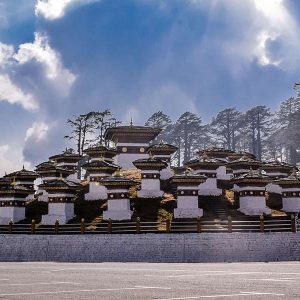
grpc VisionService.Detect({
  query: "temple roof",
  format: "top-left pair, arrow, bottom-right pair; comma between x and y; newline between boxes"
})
274,170 -> 300,186
133,157 -> 168,170
82,159 -> 119,171
262,160 -> 295,171
83,145 -> 117,158
4,166 -> 39,179
228,151 -> 256,161
171,168 -> 207,185
100,172 -> 136,187
39,178 -> 82,191
231,168 -> 271,184
197,147 -> 235,157
35,161 -> 73,175
49,148 -> 82,162
147,143 -> 178,155
0,182 -> 32,195
227,155 -> 262,167
104,125 -> 161,143
185,153 -> 224,168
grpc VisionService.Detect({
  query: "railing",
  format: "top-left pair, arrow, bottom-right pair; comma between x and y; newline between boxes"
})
0,215 -> 298,235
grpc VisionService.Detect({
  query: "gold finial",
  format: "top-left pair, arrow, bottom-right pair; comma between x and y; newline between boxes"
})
114,168 -> 121,177
149,151 -> 154,159
130,118 -> 133,126
11,177 -> 16,186
22,164 -> 25,170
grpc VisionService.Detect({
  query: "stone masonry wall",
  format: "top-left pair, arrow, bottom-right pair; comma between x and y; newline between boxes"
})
0,233 -> 299,262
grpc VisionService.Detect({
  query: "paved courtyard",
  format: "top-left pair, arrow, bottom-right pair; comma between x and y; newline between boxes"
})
0,262 -> 299,299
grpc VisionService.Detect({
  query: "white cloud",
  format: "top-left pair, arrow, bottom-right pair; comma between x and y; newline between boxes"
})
0,144 -> 31,177
0,74 -> 39,111
35,0 -> 100,20
14,32 -> 76,96
0,43 -> 14,66
25,121 -> 50,142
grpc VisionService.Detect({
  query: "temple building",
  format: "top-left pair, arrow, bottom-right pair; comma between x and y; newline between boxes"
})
227,155 -> 262,177
185,154 -> 225,196
83,145 -> 117,163
133,156 -> 167,198
262,160 -> 294,179
147,143 -> 177,180
197,147 -> 235,162
82,158 -> 119,200
49,148 -> 82,181
274,170 -> 300,213
0,182 -> 32,224
35,161 -> 74,202
40,178 -> 82,224
4,166 -> 39,191
100,172 -> 136,220
171,170 -> 207,218
104,123 -> 161,169
232,169 -> 271,216
263,160 -> 295,194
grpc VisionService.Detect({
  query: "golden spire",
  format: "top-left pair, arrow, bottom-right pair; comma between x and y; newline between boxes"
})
130,118 -> 133,126
114,168 -> 121,177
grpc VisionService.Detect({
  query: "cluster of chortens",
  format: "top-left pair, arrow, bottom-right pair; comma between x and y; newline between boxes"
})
0,122 -> 299,225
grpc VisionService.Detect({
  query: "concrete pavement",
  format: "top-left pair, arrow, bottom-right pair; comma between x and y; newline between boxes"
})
0,262 -> 299,299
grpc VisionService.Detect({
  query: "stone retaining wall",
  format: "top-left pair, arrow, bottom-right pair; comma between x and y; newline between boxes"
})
0,233 -> 299,262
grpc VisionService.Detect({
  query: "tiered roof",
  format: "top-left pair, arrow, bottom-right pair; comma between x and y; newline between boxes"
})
100,172 -> 136,189
133,157 -> 167,170
274,170 -> 300,187
262,160 -> 295,173
147,143 -> 178,155
231,169 -> 271,185
82,159 -> 119,173
185,153 -> 224,169
35,161 -> 73,178
4,166 -> 39,180
49,148 -> 82,163
171,169 -> 207,185
39,178 -> 82,193
104,125 -> 161,143
227,155 -> 262,169
83,145 -> 117,160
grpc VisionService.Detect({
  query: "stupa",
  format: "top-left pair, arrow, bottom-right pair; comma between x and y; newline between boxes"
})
147,143 -> 177,180
171,169 -> 207,218
133,156 -> 167,198
100,171 -> 136,220
231,168 -> 271,216
104,121 -> 161,169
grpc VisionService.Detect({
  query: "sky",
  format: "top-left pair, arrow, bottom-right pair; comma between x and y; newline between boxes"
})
0,0 -> 300,175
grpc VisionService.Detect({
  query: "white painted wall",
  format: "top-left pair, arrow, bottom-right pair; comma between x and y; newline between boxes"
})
0,206 -> 25,225
198,178 -> 222,196
85,183 -> 107,201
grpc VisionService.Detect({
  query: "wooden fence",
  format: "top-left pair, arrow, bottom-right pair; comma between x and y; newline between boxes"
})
0,215 -> 298,235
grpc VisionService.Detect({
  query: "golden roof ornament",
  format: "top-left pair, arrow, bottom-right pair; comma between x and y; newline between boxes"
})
130,118 -> 133,126
114,168 -> 122,177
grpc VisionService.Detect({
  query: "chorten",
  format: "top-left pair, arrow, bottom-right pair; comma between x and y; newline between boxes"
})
274,170 -> 300,213
133,156 -> 167,198
104,122 -> 161,169
227,155 -> 262,177
231,168 -> 271,216
82,158 -> 119,200
171,169 -> 207,218
197,147 -> 235,162
185,153 -> 224,196
83,145 -> 117,163
147,143 -> 177,180
40,178 -> 82,224
4,166 -> 39,191
49,148 -> 82,180
100,171 -> 136,220
0,182 -> 32,224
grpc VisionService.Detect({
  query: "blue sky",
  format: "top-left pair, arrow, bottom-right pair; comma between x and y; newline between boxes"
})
0,0 -> 300,174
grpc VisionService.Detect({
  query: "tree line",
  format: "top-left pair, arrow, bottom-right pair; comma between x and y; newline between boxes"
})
65,83 -> 300,166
